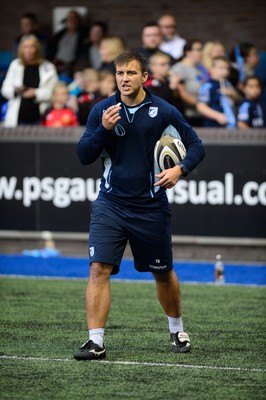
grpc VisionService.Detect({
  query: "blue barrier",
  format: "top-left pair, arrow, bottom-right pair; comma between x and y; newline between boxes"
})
0,254 -> 265,286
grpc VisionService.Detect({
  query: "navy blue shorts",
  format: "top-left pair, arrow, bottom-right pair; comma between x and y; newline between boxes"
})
88,199 -> 173,275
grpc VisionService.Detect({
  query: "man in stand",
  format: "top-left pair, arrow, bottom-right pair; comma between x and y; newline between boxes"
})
158,14 -> 186,61
74,51 -> 205,361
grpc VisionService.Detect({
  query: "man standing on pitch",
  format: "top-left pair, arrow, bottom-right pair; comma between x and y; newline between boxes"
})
74,51 -> 205,360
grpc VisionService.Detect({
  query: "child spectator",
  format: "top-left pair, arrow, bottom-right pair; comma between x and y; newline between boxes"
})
77,68 -> 100,125
98,69 -> 116,97
237,76 -> 265,128
145,51 -> 184,114
77,69 -> 116,125
197,56 -> 239,127
42,82 -> 78,127
68,67 -> 86,97
65,66 -> 86,113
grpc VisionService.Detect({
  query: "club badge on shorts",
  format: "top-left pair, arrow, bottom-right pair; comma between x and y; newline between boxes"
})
89,247 -> 95,257
148,107 -> 158,118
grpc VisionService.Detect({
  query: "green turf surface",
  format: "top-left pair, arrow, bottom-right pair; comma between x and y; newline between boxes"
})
0,277 -> 265,399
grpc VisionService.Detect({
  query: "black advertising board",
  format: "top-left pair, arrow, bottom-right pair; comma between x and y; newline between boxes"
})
0,140 -> 265,237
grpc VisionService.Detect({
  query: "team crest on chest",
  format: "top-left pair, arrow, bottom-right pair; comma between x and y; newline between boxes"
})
148,107 -> 158,118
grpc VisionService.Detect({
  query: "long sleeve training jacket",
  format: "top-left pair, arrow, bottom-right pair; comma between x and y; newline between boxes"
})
77,89 -> 205,210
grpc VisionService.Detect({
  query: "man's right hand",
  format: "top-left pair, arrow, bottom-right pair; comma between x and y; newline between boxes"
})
102,104 -> 121,130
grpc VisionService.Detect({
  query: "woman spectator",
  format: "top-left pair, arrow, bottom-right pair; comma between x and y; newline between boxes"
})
1,35 -> 58,127
201,40 -> 226,74
98,36 -> 127,74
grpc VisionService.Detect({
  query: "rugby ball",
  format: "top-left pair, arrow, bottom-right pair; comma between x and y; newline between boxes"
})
154,135 -> 186,171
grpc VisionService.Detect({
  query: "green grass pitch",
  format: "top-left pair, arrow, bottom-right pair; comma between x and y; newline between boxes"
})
0,277 -> 265,399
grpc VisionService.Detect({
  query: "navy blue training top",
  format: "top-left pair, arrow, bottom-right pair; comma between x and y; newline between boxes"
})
77,88 -> 205,210
197,79 -> 236,127
237,99 -> 265,128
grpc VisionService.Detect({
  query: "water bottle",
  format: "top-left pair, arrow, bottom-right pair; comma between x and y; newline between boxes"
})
22,231 -> 60,258
41,230 -> 61,257
41,230 -> 55,249
215,254 -> 225,284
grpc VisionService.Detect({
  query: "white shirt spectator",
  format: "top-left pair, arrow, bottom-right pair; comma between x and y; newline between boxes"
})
158,14 -> 186,60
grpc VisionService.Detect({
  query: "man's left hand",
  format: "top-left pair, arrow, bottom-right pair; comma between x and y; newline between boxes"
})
154,165 -> 182,189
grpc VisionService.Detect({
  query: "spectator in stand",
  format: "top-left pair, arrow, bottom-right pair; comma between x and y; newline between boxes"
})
68,66 -> 86,97
14,12 -> 48,57
158,14 -> 186,61
136,21 -> 175,68
77,69 -> 116,125
145,51 -> 184,114
98,36 -> 127,75
229,42 -> 260,90
82,68 -> 101,94
197,56 -> 239,127
41,81 -> 78,127
78,21 -> 109,70
255,51 -> 266,109
201,40 -> 226,75
98,69 -> 116,97
77,68 -> 100,125
171,39 -> 208,126
237,76 -> 265,128
48,10 -> 87,79
1,35 -> 58,127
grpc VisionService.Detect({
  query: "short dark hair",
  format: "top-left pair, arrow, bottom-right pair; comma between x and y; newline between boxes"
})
90,21 -> 108,35
183,39 -> 202,55
243,75 -> 262,88
114,51 -> 148,73
142,21 -> 160,30
21,12 -> 38,23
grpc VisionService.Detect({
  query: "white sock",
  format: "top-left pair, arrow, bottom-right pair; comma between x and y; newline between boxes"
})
168,316 -> 184,333
89,328 -> 105,347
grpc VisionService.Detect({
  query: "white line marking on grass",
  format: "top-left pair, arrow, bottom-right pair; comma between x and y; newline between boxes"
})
0,355 -> 265,373
99,360 -> 266,372
0,355 -> 70,362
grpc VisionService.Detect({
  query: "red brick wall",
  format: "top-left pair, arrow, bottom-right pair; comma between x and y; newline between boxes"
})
0,0 -> 265,52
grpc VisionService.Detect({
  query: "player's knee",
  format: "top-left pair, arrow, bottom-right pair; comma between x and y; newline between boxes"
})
153,269 -> 177,284
90,262 -> 113,281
